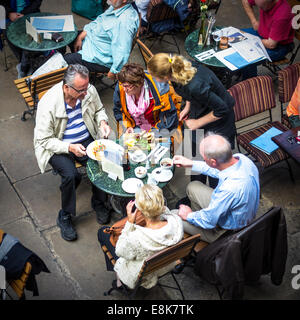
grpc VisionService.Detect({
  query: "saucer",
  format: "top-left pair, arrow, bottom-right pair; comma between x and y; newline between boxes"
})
122,178 -> 144,193
151,168 -> 173,182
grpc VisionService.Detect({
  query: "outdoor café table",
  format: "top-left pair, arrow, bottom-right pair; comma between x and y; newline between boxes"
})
86,144 -> 174,217
185,28 -> 235,88
272,126 -> 300,164
184,28 -> 265,88
6,12 -> 78,52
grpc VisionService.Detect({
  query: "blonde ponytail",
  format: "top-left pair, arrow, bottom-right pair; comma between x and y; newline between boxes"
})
147,53 -> 196,85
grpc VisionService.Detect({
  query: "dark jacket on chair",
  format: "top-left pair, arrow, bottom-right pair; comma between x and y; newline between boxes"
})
0,231 -> 50,296
194,207 -> 288,299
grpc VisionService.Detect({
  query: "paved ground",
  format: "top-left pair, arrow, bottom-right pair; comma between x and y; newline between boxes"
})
0,0 -> 299,301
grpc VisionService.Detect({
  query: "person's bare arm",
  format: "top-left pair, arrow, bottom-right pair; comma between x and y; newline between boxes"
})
242,0 -> 259,31
74,31 -> 87,52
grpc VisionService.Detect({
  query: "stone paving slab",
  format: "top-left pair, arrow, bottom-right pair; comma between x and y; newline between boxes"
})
0,117 -> 39,183
15,170 -> 95,230
45,213 -> 115,300
0,171 -> 27,226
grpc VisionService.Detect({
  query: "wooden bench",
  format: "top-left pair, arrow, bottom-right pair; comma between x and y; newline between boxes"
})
14,67 -> 67,121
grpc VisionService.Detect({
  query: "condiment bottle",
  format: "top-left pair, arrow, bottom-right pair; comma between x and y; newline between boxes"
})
123,146 -> 130,171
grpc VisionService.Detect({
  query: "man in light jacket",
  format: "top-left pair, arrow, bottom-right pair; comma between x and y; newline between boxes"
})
34,64 -> 111,241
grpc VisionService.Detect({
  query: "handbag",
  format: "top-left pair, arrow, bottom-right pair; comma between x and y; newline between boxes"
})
103,211 -> 146,247
71,0 -> 103,21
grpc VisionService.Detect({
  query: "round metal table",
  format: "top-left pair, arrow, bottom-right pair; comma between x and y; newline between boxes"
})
184,28 -> 239,88
6,12 -> 78,52
86,156 -> 174,216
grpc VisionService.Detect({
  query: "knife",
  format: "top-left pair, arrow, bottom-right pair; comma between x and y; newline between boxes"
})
147,143 -> 161,159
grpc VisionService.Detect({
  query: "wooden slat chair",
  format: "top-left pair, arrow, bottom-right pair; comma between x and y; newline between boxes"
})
14,67 -> 67,121
228,75 -> 294,181
103,234 -> 200,300
6,262 -> 32,300
277,62 -> 300,129
0,229 -> 32,300
136,38 -> 154,66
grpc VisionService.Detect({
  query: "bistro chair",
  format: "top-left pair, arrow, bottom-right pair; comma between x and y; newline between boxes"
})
139,0 -> 205,53
14,66 -> 67,121
228,75 -> 294,181
103,234 -> 200,300
277,62 -> 300,129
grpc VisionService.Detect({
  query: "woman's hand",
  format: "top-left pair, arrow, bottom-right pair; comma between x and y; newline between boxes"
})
126,200 -> 137,224
179,101 -> 191,121
184,119 -> 200,130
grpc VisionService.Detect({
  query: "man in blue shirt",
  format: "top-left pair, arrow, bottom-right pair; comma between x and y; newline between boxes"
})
173,133 -> 260,243
64,0 -> 139,80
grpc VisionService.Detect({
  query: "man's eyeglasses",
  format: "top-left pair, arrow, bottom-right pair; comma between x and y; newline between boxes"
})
69,83 -> 91,94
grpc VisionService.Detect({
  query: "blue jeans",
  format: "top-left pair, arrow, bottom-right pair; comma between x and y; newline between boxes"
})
241,28 -> 294,80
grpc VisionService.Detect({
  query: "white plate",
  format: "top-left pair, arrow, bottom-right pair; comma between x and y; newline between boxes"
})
151,168 -> 173,182
122,178 -> 144,194
129,150 -> 147,163
86,139 -> 124,161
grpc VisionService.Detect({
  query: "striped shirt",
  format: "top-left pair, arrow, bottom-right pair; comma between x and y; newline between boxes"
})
63,100 -> 90,143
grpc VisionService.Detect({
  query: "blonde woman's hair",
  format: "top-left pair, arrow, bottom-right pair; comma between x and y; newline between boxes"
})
135,184 -> 165,220
147,53 -> 197,85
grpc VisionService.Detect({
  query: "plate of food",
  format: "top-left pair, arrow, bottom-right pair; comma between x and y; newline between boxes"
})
123,131 -> 155,152
86,139 -> 123,161
151,167 -> 173,182
122,178 -> 144,194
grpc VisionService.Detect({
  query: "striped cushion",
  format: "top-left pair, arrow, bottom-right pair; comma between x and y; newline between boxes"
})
237,121 -> 289,168
228,76 -> 276,122
277,63 -> 300,103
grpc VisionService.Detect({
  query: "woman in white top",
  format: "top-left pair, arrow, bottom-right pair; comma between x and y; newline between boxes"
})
98,184 -> 183,290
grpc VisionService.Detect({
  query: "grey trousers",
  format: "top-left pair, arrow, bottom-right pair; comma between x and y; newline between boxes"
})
175,180 -> 226,243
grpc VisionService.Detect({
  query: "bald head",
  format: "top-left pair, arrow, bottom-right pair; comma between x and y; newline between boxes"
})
200,134 -> 232,165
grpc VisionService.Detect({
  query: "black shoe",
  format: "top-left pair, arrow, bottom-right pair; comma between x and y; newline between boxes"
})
172,262 -> 185,274
57,210 -> 77,241
175,196 -> 191,209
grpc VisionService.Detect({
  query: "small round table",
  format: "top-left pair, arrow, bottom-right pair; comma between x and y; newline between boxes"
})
185,28 -> 238,88
86,158 -> 174,216
6,12 -> 78,52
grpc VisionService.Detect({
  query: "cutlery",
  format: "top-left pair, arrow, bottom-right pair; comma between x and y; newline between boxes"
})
147,144 -> 161,159
154,146 -> 168,163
